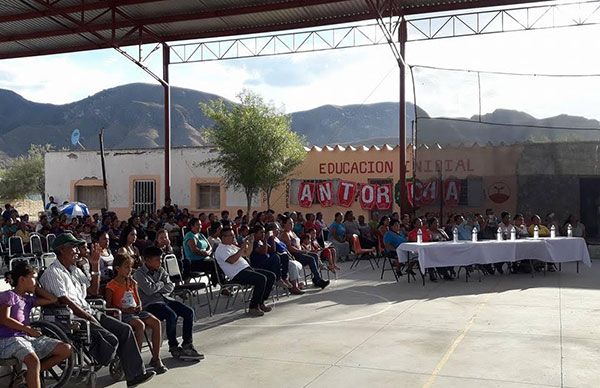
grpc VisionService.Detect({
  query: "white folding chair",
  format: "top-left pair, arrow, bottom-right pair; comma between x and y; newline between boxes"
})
41,253 -> 57,269
46,234 -> 56,252
163,254 -> 212,317
30,234 -> 44,257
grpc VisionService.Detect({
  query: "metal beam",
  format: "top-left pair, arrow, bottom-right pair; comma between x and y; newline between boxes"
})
406,0 -> 600,41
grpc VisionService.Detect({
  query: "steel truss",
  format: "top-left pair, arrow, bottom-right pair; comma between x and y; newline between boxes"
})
407,0 -> 600,41
162,0 -> 600,65
168,24 -> 388,64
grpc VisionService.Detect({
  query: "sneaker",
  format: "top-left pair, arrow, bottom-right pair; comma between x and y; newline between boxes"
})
181,343 -> 205,360
169,346 -> 184,359
127,371 -> 155,387
248,307 -> 264,317
259,304 -> 272,312
149,359 -> 168,375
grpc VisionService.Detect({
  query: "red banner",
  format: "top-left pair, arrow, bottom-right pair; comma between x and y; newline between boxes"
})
407,179 -> 439,207
337,180 -> 356,207
316,181 -> 334,207
376,184 -> 392,210
359,184 -> 376,210
298,182 -> 315,208
443,178 -> 461,206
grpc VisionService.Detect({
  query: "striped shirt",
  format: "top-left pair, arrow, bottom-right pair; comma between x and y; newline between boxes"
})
39,259 -> 93,313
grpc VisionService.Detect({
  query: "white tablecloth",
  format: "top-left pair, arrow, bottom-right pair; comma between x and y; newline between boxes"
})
396,237 -> 592,270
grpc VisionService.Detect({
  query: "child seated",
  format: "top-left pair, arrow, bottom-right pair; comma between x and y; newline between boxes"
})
105,254 -> 167,374
133,246 -> 203,361
0,262 -> 72,388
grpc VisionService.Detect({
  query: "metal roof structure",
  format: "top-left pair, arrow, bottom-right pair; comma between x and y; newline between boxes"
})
0,0 -> 542,60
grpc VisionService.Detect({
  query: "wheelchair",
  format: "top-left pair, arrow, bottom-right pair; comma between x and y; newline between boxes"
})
1,301 -> 125,388
40,300 -> 126,388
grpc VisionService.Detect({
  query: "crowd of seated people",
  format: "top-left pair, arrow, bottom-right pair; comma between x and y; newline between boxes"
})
376,208 -> 586,280
0,196 -> 591,387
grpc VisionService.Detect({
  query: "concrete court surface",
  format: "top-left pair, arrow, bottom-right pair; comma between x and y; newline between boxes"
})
5,258 -> 597,388
86,258 -> 598,388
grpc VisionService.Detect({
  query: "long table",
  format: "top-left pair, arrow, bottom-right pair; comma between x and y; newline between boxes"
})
396,237 -> 592,270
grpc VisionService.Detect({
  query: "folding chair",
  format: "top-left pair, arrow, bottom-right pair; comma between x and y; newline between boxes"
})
163,254 -> 212,317
30,234 -> 44,257
8,236 -> 25,258
41,252 -> 57,269
46,234 -> 56,251
180,233 -> 213,297
349,234 -> 378,270
212,258 -> 253,313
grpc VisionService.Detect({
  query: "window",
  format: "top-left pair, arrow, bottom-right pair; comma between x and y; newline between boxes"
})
75,186 -> 104,209
133,180 -> 156,215
197,184 -> 221,209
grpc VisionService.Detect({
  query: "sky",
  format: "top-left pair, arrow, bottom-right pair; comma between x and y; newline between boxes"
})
1,12 -> 600,120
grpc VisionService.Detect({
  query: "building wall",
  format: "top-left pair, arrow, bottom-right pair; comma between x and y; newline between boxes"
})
45,142 -> 599,225
45,147 -> 260,219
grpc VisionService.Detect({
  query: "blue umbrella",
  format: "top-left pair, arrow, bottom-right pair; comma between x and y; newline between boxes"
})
58,202 -> 90,219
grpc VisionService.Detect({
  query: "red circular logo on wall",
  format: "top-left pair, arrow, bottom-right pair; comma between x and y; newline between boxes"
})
488,181 -> 511,204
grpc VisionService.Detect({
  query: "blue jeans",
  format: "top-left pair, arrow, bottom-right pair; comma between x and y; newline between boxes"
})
145,300 -> 194,348
292,251 -> 322,282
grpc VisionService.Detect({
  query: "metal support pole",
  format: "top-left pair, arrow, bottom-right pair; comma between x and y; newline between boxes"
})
163,43 -> 171,203
98,128 -> 109,210
398,19 -> 407,214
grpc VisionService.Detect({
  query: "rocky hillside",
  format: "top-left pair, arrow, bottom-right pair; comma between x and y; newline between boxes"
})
0,83 -> 598,157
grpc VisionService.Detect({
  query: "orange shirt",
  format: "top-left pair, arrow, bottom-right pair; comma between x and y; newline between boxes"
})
106,278 -> 141,309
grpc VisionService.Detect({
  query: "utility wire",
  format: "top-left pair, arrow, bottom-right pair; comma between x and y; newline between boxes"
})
412,64 -> 600,78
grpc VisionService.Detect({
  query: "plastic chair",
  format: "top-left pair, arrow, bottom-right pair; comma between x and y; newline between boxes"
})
349,234 -> 378,270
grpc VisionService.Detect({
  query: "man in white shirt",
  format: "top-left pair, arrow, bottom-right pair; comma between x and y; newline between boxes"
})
39,233 -> 155,387
214,227 -> 275,317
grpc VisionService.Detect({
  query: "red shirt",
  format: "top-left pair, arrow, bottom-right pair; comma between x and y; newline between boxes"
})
408,228 -> 431,242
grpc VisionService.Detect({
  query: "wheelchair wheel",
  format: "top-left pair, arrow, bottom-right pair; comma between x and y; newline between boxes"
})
31,320 -> 74,388
109,356 -> 125,382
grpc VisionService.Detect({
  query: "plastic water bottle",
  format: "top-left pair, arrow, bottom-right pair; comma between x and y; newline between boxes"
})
453,226 -> 459,243
550,225 -> 556,238
533,225 -> 539,239
567,224 -> 573,237
417,228 -> 423,244
497,227 -> 503,241
471,228 -> 478,242
510,226 -> 516,241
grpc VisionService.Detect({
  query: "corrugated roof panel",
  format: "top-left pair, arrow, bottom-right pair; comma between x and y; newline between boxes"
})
0,0 -> 544,59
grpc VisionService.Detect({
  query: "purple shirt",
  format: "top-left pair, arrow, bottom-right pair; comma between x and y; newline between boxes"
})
0,290 -> 36,338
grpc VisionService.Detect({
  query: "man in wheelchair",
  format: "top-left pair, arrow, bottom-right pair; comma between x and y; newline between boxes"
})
39,233 -> 155,387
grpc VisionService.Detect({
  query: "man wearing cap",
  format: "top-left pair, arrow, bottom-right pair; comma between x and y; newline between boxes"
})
39,233 -> 155,387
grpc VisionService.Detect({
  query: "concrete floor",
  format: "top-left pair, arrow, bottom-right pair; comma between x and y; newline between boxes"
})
6,259 -> 600,388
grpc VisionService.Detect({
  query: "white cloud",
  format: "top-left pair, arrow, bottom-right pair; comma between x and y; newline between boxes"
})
1,22 -> 600,122
0,51 -> 150,104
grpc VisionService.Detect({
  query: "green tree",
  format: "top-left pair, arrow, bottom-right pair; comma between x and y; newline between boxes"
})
258,125 -> 305,210
0,144 -> 51,201
200,90 -> 306,215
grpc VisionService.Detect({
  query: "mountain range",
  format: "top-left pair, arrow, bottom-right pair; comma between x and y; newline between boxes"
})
0,83 -> 598,158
